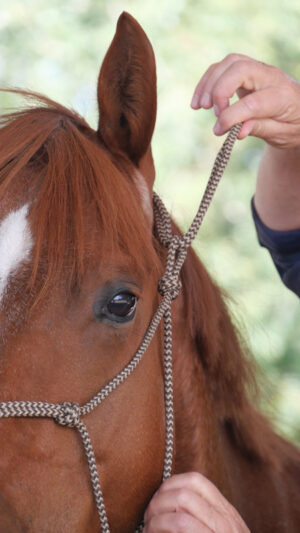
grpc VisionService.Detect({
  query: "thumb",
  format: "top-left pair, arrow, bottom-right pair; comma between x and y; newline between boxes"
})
239,118 -> 288,145
247,118 -> 300,148
238,119 -> 277,140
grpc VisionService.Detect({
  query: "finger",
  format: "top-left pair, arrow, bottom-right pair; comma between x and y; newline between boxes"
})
144,511 -> 213,533
213,86 -> 292,135
214,115 -> 300,147
211,59 -> 283,113
144,487 -> 236,532
152,473 -> 250,532
191,54 -> 254,110
154,473 -> 236,517
196,54 -> 256,113
191,63 -> 219,109
238,120 -> 255,139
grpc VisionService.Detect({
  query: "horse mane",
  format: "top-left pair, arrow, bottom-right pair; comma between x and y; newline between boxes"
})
179,233 -> 300,468
0,89 -> 159,308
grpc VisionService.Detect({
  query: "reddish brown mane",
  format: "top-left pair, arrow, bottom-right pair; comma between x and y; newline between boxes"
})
0,90 -> 160,307
179,240 -> 300,469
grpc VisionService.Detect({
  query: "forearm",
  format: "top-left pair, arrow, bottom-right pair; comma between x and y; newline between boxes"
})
255,144 -> 300,231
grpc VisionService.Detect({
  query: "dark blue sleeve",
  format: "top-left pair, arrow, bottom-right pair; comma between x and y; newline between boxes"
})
252,199 -> 300,297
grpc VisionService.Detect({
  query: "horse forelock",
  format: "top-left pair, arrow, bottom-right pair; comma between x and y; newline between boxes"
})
0,90 -> 160,317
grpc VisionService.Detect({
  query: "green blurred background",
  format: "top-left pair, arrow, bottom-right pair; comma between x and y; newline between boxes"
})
1,0 -> 299,443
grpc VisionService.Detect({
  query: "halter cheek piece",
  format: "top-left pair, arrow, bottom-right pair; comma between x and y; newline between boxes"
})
0,124 -> 241,533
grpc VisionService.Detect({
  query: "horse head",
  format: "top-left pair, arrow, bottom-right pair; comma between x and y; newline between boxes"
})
0,12 -> 167,533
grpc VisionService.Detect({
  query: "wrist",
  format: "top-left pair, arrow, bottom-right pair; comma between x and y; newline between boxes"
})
264,143 -> 300,166
263,143 -> 300,165
255,144 -> 300,231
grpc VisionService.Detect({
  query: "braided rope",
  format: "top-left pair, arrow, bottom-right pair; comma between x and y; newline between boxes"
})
162,306 -> 175,481
0,123 -> 241,532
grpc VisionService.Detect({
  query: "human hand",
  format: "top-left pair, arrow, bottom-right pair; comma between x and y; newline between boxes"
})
191,53 -> 300,149
143,472 -> 250,532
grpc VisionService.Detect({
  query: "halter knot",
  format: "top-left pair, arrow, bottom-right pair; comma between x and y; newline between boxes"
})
55,402 -> 81,428
158,275 -> 182,300
167,234 -> 186,253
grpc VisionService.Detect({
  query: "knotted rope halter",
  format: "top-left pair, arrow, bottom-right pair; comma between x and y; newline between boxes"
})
0,124 -> 241,532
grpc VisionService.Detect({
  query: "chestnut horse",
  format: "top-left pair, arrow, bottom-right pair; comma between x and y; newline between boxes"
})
0,11 -> 299,533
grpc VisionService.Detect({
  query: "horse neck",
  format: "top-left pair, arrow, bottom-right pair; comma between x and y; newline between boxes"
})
170,246 -> 300,532
171,244 -> 258,492
172,317 -> 229,486
171,240 -> 300,494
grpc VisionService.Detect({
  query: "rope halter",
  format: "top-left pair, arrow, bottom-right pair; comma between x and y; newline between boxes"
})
0,123 -> 242,532
54,402 -> 81,428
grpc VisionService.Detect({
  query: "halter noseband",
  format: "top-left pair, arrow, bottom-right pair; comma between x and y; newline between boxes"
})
0,124 -> 242,533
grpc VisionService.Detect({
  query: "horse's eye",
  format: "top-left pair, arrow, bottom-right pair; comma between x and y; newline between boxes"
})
93,291 -> 137,325
107,292 -> 137,319
93,288 -> 138,324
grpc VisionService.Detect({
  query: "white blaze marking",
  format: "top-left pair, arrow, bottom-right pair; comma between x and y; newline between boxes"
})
134,170 -> 153,224
0,204 -> 33,303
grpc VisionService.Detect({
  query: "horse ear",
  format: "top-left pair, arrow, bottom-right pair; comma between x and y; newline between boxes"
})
97,12 -> 157,168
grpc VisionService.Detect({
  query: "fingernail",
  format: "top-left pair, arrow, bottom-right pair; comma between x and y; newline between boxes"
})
200,92 -> 211,108
213,121 -> 222,135
213,104 -> 219,116
191,92 -> 199,108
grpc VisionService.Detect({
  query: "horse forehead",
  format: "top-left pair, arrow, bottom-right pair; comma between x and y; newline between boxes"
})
0,204 -> 33,304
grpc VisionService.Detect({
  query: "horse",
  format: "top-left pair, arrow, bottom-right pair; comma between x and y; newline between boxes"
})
0,11 -> 300,533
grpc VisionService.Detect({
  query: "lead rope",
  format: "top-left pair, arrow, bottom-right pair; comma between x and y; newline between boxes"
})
0,123 -> 242,532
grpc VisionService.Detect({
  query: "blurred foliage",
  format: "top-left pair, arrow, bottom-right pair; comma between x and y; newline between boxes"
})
0,0 -> 299,444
